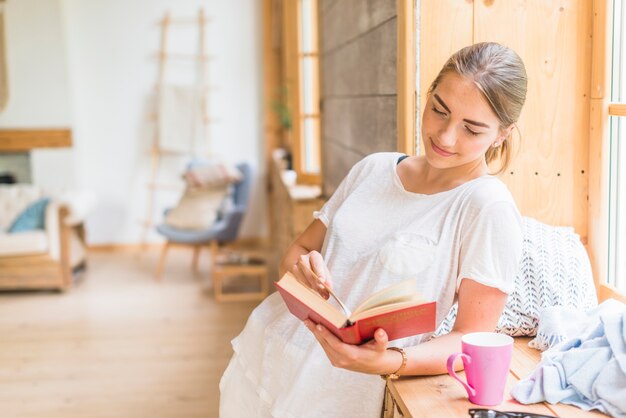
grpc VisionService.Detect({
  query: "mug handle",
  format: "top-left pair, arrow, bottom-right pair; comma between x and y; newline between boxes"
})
446,352 -> 476,397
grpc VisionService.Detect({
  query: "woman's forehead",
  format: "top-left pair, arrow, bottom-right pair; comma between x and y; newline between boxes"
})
432,72 -> 498,123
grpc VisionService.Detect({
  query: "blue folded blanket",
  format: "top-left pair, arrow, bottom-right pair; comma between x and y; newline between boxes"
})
511,300 -> 626,417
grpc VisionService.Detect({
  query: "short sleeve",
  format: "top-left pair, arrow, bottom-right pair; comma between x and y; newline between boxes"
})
313,157 -> 371,226
456,200 -> 523,294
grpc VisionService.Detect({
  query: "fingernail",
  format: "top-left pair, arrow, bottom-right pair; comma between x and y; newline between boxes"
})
316,324 -> 323,332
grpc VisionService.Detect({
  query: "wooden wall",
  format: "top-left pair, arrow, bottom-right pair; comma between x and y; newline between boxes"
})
420,1 -> 593,240
319,0 -> 398,195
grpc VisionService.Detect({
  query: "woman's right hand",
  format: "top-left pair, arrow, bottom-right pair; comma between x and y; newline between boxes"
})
290,251 -> 333,299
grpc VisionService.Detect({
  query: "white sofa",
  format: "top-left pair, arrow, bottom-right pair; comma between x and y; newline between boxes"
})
0,184 -> 90,290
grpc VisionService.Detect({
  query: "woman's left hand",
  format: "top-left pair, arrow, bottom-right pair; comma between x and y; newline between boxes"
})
303,320 -> 399,374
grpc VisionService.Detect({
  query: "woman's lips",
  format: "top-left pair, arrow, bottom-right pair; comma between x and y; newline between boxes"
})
430,139 -> 455,157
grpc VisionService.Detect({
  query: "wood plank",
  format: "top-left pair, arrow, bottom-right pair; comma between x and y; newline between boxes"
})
608,103 -> 626,117
388,371 -> 555,417
590,0 -> 610,100
0,250 -> 259,417
474,0 -> 592,238
509,338 -> 541,379
418,0 -> 473,155
598,282 -> 626,303
389,338 -> 608,417
588,98 -> 610,289
0,129 -> 72,151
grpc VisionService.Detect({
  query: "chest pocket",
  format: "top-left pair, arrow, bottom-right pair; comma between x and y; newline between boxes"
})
377,233 -> 438,276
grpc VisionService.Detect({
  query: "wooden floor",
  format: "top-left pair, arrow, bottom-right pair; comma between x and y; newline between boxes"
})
0,248 -> 260,417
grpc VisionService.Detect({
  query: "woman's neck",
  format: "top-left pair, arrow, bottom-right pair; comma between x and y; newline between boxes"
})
398,156 -> 489,195
421,157 -> 488,187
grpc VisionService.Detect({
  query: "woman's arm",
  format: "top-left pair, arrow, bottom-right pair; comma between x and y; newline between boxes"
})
304,278 -> 508,376
401,278 -> 508,375
279,219 -> 333,297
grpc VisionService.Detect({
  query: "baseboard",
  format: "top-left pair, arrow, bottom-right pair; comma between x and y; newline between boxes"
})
87,237 -> 270,253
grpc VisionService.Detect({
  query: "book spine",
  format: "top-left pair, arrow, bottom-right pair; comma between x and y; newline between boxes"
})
275,283 -> 350,341
356,302 -> 437,343
336,324 -> 363,345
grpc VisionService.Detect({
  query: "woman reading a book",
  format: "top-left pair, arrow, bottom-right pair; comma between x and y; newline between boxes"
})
221,42 -> 527,417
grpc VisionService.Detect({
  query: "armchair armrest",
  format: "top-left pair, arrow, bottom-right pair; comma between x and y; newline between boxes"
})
57,190 -> 97,226
45,201 -> 68,261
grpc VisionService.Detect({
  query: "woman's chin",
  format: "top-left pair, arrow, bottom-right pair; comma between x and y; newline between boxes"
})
424,151 -> 457,169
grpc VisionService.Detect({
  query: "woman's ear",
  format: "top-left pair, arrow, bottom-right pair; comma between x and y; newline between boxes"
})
497,124 -> 515,145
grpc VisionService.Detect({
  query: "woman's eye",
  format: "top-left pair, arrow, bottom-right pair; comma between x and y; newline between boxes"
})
432,106 -> 446,116
465,126 -> 480,136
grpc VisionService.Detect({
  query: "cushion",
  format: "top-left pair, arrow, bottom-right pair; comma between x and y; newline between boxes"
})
0,231 -> 48,256
8,197 -> 51,233
164,186 -> 229,230
433,217 -> 598,338
184,163 -> 242,189
0,184 -> 45,230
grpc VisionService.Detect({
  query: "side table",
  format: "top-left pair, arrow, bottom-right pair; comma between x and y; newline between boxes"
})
212,251 -> 269,302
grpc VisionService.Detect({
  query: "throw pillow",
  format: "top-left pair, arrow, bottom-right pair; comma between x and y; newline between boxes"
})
184,163 -> 242,189
433,216 -> 598,338
8,197 -> 51,233
164,186 -> 229,230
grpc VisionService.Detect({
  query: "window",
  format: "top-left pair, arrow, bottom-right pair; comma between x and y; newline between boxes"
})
281,0 -> 321,185
297,0 -> 321,181
605,0 -> 626,295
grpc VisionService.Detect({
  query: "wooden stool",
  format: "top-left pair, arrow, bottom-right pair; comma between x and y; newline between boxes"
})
212,251 -> 269,302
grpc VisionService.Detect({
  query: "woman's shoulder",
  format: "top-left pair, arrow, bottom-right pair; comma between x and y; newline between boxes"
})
358,152 -> 405,166
348,152 -> 404,176
463,176 -> 518,212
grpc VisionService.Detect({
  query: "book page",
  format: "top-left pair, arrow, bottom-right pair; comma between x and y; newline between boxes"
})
277,272 -> 348,328
349,298 -> 427,322
351,279 -> 424,317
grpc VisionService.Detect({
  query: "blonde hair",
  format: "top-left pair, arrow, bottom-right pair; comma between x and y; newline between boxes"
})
428,42 -> 528,174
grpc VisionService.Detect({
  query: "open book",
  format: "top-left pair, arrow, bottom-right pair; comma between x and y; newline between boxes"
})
275,272 -> 436,345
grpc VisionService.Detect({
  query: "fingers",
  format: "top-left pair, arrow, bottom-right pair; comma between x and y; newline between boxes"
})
366,328 -> 389,352
295,252 -> 330,299
303,320 -> 345,362
309,251 -> 334,290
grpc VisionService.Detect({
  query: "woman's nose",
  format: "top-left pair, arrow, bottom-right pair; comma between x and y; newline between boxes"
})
437,122 -> 456,147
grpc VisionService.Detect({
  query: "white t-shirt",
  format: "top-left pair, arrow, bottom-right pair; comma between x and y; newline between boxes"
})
220,152 -> 523,418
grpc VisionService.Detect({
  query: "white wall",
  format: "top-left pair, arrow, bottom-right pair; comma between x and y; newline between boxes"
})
0,0 -> 71,127
57,0 -> 266,244
0,0 -> 75,190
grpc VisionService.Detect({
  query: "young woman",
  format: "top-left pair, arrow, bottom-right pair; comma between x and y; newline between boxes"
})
220,42 -> 528,417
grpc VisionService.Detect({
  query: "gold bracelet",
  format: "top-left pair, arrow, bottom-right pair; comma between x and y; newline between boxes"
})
380,347 -> 407,381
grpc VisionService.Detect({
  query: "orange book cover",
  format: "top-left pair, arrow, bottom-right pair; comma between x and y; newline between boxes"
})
275,272 -> 436,345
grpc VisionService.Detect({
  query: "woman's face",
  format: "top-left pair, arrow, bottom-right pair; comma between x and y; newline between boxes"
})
422,72 -> 507,170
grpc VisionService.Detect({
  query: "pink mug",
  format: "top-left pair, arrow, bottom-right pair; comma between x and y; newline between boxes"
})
446,332 -> 514,406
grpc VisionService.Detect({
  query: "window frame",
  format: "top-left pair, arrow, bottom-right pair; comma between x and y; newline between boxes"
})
282,0 -> 321,185
589,0 -> 626,303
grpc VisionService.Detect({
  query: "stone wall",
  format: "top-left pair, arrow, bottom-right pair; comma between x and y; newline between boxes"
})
319,0 -> 397,195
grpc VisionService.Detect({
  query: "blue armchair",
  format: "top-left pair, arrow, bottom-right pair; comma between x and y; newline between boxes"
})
155,162 -> 251,279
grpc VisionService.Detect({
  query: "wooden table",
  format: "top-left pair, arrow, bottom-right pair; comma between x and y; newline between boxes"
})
383,338 -> 609,417
212,249 -> 269,302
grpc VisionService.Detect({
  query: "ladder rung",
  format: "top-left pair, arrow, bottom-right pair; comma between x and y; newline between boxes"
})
150,147 -> 191,156
147,113 -> 216,122
146,182 -> 184,191
156,53 -> 213,61
139,219 -> 154,228
158,17 -> 212,26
